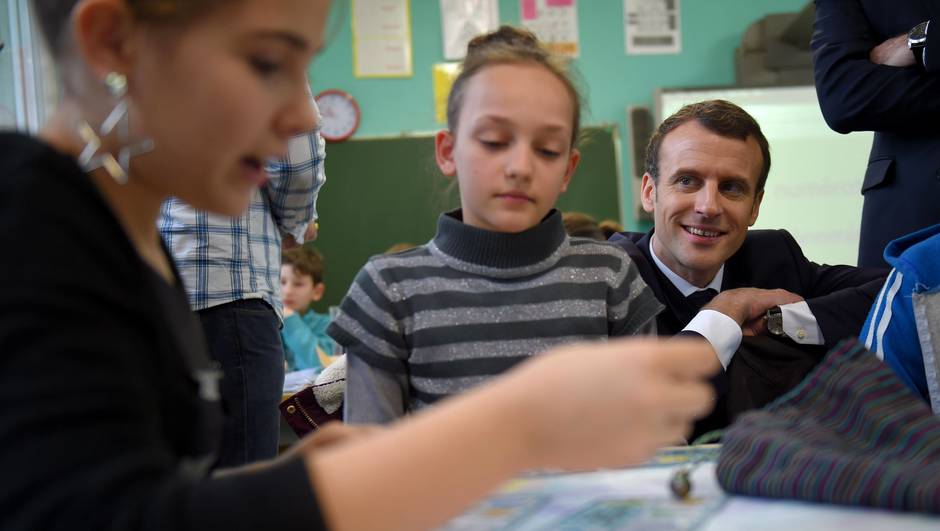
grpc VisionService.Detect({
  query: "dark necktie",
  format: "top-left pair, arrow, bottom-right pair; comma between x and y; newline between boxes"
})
686,288 -> 718,312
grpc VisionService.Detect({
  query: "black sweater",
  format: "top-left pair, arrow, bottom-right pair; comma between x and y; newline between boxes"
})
0,133 -> 326,530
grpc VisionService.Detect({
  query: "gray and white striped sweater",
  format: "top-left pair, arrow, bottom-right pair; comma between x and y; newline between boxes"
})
328,209 -> 663,423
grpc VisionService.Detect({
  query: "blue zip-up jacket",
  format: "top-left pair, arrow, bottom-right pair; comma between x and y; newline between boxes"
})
861,223 -> 940,413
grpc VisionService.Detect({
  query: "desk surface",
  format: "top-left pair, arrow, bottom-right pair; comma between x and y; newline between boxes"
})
442,447 -> 940,530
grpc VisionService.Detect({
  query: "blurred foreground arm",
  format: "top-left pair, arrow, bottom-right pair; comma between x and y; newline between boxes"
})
307,338 -> 718,531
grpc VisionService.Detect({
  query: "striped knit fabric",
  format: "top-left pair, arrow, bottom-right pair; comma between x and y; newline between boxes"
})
329,209 -> 663,423
716,339 -> 940,513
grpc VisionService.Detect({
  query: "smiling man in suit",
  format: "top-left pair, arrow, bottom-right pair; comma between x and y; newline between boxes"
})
609,100 -> 887,433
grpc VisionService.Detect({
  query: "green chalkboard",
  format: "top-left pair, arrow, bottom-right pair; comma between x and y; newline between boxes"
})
309,125 -> 622,310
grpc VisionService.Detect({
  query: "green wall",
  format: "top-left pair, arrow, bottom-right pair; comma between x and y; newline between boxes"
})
310,0 -> 808,230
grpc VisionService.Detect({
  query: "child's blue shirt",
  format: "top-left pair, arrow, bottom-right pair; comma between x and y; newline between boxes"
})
282,310 -> 338,371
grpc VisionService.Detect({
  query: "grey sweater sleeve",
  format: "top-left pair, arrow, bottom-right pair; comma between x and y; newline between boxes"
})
328,260 -> 412,423
344,353 -> 410,424
608,247 -> 664,337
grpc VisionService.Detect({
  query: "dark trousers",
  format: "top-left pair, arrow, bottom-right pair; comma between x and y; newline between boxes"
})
197,299 -> 285,467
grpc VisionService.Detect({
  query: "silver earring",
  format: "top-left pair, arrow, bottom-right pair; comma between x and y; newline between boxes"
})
78,72 -> 154,184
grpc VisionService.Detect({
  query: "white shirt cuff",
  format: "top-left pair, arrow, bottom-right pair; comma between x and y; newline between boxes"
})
780,301 -> 824,345
683,309 -> 742,370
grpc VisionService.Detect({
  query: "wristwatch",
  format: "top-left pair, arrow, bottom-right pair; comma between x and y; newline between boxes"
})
765,306 -> 785,336
908,20 -> 930,69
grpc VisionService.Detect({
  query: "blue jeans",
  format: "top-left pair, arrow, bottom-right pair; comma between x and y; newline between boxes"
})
198,299 -> 285,467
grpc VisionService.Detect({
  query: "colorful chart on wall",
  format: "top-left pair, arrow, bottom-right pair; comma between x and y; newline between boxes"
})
520,0 -> 580,57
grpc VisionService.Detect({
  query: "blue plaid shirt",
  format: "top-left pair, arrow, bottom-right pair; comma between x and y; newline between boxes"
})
159,107 -> 326,320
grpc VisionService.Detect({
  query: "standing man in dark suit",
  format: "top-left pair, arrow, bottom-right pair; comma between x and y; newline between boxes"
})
812,0 -> 940,268
609,100 -> 887,432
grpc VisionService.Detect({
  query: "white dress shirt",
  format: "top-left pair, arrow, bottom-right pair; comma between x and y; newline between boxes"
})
649,239 -> 824,369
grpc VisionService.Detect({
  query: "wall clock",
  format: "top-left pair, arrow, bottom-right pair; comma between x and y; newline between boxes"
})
314,89 -> 360,142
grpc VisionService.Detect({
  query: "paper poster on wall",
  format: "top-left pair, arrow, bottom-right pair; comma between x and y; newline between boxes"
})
624,0 -> 681,55
519,0 -> 580,57
432,63 -> 462,123
440,0 -> 500,60
352,0 -> 414,78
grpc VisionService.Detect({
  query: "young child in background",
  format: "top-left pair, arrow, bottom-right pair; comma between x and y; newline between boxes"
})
329,26 -> 663,424
599,219 -> 625,240
280,247 -> 340,371
562,211 -> 605,240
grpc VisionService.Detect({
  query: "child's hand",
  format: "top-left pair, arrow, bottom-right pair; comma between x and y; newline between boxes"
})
283,306 -> 295,317
497,338 -> 718,471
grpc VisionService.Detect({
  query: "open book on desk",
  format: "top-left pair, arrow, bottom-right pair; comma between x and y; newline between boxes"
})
441,445 -> 940,531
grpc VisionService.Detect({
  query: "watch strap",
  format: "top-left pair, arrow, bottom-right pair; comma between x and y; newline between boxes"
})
913,45 -> 926,69
909,20 -> 930,69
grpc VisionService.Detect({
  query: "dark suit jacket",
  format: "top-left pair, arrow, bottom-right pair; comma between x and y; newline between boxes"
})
609,229 -> 887,435
812,0 -> 940,268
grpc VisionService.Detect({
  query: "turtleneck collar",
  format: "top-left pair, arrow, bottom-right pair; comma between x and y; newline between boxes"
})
428,209 -> 569,278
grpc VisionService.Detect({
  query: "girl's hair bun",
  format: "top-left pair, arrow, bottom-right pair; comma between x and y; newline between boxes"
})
466,25 -> 543,57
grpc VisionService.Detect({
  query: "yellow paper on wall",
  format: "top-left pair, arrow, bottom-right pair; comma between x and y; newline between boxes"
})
433,63 -> 462,124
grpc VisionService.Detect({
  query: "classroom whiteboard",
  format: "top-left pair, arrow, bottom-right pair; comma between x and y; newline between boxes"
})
657,86 -> 873,267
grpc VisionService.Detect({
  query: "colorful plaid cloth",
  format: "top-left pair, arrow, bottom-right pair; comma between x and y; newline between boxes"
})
716,339 -> 940,513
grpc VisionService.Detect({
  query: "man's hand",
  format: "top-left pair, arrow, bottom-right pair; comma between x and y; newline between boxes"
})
281,223 -> 317,251
703,288 -> 803,336
870,33 -> 915,67
304,222 -> 319,242
282,234 -> 299,250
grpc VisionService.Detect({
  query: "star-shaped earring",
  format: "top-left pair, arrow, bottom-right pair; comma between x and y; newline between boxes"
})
77,72 -> 154,184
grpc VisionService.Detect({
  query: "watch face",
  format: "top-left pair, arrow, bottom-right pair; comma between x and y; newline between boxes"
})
910,21 -> 929,46
315,90 -> 360,142
766,308 -> 784,335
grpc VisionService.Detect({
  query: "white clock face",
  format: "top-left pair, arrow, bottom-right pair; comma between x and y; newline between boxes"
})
315,90 -> 360,142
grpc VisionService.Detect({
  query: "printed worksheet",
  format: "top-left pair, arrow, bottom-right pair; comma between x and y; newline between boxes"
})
441,448 -> 724,530
625,0 -> 681,55
440,0 -> 500,59
520,0 -> 580,57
